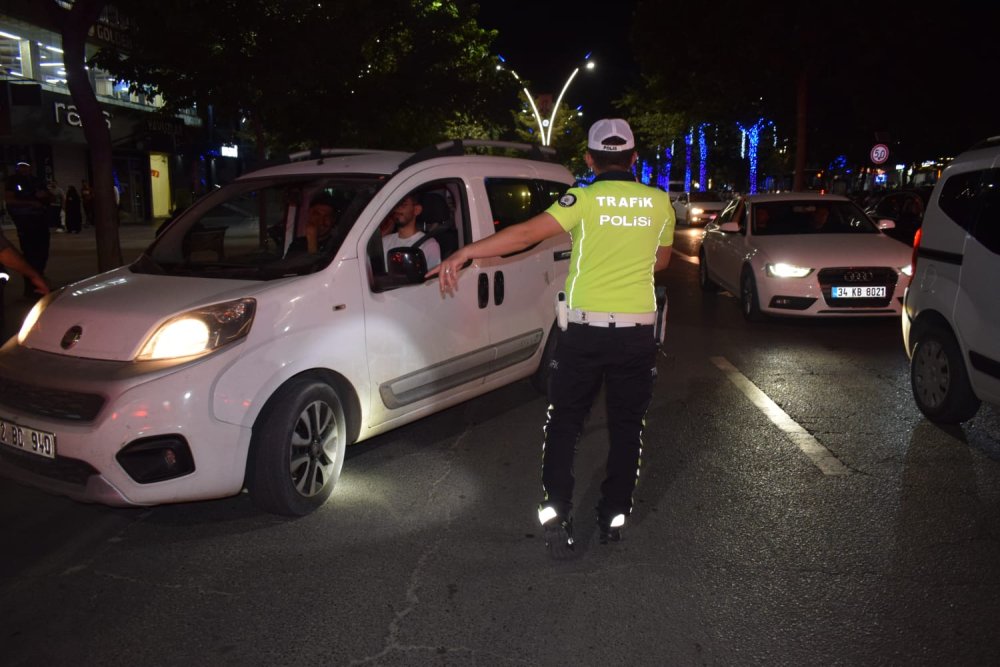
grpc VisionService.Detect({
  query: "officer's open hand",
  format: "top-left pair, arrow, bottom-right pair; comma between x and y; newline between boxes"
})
426,250 -> 468,295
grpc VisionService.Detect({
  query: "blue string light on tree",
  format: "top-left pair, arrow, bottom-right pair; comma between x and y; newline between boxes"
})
698,124 -> 709,191
737,117 -> 773,194
684,129 -> 693,193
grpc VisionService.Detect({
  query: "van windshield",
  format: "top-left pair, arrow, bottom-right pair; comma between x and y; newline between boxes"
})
133,175 -> 383,280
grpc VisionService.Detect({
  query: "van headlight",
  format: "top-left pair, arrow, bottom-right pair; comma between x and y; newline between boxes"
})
17,289 -> 63,345
137,298 -> 256,361
766,263 -> 813,278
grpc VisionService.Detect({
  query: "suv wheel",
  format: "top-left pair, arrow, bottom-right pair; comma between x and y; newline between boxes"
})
910,323 -> 981,423
249,378 -> 347,515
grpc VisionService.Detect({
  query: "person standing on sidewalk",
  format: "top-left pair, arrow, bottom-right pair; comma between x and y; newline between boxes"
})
64,185 -> 83,234
3,162 -> 52,298
80,180 -> 94,227
429,119 -> 675,557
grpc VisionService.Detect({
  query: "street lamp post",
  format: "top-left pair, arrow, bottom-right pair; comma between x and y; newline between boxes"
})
498,53 -> 594,146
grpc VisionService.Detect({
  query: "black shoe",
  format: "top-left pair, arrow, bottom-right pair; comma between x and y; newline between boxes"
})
543,516 -> 575,559
597,511 -> 625,544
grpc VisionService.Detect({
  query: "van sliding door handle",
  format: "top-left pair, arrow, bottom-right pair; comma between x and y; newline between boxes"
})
493,271 -> 505,305
478,273 -> 489,309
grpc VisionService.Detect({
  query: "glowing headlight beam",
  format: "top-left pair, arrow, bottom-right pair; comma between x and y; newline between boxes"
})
766,263 -> 813,278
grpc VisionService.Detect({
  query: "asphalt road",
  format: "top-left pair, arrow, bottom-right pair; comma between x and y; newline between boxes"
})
2,225 -> 999,666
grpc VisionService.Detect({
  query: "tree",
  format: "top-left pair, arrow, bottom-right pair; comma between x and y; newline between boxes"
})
628,1 -> 897,191
91,0 -> 518,159
47,0 -> 123,270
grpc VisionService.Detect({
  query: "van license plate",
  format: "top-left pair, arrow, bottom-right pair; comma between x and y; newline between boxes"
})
832,286 -> 886,298
0,419 -> 57,459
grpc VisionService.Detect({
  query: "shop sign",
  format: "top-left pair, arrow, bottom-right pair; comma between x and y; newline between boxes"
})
53,102 -> 112,130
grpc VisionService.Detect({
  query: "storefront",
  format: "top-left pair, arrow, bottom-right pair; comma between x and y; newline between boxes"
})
0,6 -> 214,223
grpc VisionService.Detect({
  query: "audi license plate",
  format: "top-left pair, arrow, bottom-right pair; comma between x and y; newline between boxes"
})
832,285 -> 886,298
0,418 -> 57,459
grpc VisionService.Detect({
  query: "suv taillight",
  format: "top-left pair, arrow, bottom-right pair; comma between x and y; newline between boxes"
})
911,227 -> 923,274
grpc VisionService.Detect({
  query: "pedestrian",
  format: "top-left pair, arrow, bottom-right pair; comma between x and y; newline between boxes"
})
429,118 -> 675,557
64,185 -> 83,233
3,161 -> 52,298
47,179 -> 65,231
80,180 -> 94,226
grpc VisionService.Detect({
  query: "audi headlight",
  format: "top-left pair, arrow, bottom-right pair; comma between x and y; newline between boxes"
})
137,298 -> 256,361
766,263 -> 813,278
900,264 -> 913,277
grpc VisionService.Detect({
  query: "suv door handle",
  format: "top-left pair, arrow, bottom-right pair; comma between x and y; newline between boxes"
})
493,271 -> 505,306
478,273 -> 489,309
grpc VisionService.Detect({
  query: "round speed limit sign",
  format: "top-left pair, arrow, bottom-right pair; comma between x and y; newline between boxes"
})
870,143 -> 889,165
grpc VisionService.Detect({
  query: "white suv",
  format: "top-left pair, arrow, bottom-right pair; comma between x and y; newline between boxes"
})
903,137 -> 1000,423
0,142 -> 573,514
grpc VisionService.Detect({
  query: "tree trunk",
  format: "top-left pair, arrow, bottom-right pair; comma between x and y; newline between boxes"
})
52,0 -> 123,272
793,69 -> 808,192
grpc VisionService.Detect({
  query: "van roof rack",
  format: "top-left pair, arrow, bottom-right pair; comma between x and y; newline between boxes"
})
396,140 -> 558,171
287,148 -> 402,164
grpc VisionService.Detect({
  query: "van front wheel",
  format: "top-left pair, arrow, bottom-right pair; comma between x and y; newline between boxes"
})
249,378 -> 347,516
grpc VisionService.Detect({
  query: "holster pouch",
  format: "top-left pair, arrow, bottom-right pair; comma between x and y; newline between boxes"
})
654,285 -> 668,345
556,291 -> 568,331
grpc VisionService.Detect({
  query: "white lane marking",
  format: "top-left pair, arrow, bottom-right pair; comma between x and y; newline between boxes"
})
710,356 -> 850,476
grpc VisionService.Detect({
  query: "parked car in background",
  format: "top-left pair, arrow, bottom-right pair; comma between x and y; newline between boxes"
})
673,190 -> 730,226
699,193 -> 912,320
903,137 -> 1000,423
664,180 -> 686,202
0,141 -> 573,516
865,186 -> 933,245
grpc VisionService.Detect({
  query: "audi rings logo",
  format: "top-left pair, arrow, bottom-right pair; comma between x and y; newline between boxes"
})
843,271 -> 873,282
60,325 -> 83,350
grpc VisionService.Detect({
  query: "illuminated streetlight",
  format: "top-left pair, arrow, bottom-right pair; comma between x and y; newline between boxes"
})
498,53 -> 595,146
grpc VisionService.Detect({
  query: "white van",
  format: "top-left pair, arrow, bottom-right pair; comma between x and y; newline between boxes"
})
0,142 -> 573,514
902,137 -> 1000,423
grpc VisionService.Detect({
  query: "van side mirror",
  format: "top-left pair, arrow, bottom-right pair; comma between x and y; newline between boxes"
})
386,247 -> 428,282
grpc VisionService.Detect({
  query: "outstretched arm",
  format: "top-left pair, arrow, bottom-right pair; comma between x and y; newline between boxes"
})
427,212 -> 565,294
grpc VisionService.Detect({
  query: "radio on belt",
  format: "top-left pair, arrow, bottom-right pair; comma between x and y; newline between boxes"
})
556,291 -> 568,331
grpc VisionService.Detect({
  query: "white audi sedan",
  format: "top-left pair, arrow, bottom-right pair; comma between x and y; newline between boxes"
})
699,193 -> 913,320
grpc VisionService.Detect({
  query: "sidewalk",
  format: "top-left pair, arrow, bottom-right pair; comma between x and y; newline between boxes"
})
1,223 -> 159,341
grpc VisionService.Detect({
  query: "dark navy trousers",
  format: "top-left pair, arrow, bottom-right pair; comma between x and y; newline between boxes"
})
541,322 -> 658,520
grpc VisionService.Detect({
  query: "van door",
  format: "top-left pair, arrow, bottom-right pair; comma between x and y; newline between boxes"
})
477,176 -> 571,383
955,165 -> 1000,398
359,172 -> 491,429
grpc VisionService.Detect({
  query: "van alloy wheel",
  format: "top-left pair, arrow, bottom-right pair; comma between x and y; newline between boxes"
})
249,379 -> 347,516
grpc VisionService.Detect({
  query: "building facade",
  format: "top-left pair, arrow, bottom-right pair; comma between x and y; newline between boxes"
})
0,3 -> 238,223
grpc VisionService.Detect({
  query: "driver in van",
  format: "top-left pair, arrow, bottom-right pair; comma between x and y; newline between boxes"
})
383,193 -> 440,269
287,192 -> 338,255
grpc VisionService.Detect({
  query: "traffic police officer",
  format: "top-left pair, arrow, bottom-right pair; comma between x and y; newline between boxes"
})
430,119 -> 674,557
